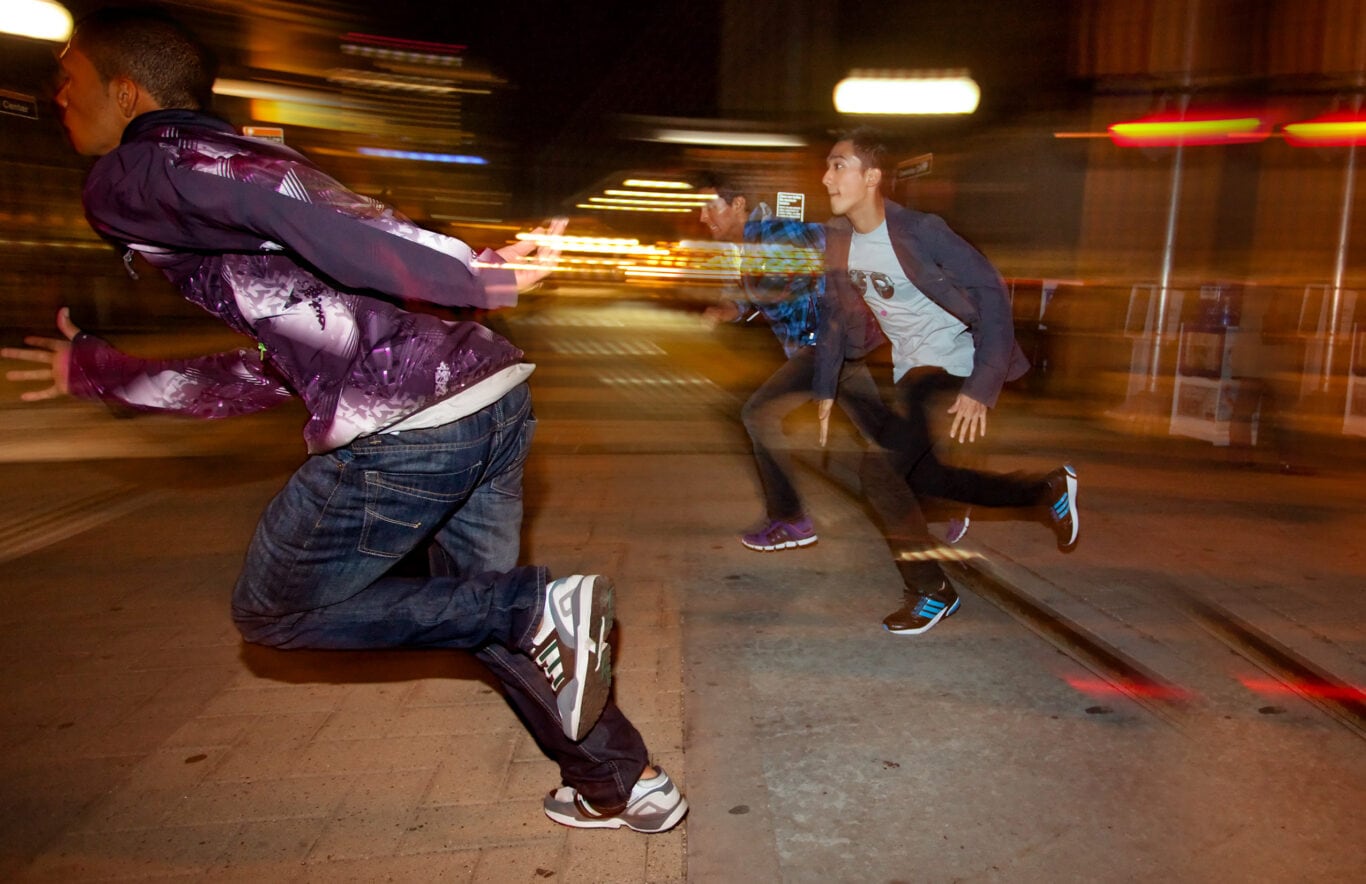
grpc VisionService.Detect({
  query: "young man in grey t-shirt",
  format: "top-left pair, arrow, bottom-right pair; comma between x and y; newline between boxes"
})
816,127 -> 1080,635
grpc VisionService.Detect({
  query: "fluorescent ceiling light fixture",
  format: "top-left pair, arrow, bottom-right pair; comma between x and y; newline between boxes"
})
1108,115 -> 1270,147
2,0 -> 73,41
623,179 -> 693,189
357,147 -> 487,165
834,71 -> 980,115
649,129 -> 806,148
1283,112 -> 1366,147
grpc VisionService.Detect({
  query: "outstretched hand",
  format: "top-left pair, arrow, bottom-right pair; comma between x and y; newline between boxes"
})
947,392 -> 988,443
2,307 -> 82,402
817,398 -> 834,447
496,217 -> 569,293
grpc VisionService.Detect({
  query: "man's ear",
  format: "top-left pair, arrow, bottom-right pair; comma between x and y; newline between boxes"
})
112,76 -> 139,118
733,195 -> 747,214
866,167 -> 883,190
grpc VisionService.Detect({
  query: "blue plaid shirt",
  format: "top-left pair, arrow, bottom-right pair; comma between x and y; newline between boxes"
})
735,217 -> 826,358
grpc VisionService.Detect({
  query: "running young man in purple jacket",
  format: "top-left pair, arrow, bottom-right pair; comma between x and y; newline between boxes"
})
1,7 -> 685,833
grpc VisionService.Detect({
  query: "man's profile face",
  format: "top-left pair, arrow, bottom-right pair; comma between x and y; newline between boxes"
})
823,140 -> 876,218
55,45 -> 129,157
698,189 -> 746,242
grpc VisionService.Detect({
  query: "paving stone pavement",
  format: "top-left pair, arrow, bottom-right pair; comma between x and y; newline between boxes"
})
0,415 -> 690,882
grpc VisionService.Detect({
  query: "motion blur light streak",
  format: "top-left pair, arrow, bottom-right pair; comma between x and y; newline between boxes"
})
326,70 -> 489,96
355,147 -> 487,165
649,129 -> 806,148
0,0 -> 72,41
1238,677 -> 1366,701
590,197 -> 707,209
1107,115 -> 1271,146
213,79 -> 337,106
623,179 -> 693,189
1064,677 -> 1192,701
338,33 -> 467,65
603,189 -> 715,203
513,234 -> 668,256
833,71 -> 980,115
576,203 -> 692,214
1283,112 -> 1366,147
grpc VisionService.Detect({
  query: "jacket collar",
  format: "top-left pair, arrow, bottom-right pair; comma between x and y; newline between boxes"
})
121,108 -> 236,145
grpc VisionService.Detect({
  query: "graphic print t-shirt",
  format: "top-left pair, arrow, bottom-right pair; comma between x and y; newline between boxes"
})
848,221 -> 975,382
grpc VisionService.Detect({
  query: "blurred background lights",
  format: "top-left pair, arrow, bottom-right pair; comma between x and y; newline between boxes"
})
1,0 -> 73,42
1283,112 -> 1366,147
355,147 -> 486,165
622,179 -> 692,190
1108,114 -> 1271,147
833,70 -> 980,115
648,128 -> 806,148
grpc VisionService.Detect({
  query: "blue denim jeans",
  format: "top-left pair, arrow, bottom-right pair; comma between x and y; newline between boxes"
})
231,382 -> 647,811
885,367 -> 1048,591
741,347 -> 897,521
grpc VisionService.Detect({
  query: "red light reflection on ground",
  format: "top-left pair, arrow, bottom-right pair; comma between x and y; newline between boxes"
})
1064,676 -> 1191,701
1237,677 -> 1366,701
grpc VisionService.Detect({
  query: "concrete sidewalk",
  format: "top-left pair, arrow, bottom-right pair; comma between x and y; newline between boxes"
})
0,415 -> 691,882
2,314 -> 1364,882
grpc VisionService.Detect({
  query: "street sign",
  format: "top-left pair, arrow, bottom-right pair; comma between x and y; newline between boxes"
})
776,191 -> 805,220
0,89 -> 39,120
895,153 -> 933,180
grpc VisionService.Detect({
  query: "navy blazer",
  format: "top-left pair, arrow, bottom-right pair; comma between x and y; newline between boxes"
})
816,199 -> 1029,408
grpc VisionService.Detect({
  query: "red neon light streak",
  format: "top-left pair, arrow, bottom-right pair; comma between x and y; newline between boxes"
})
1238,677 -> 1365,701
1283,112 -> 1366,147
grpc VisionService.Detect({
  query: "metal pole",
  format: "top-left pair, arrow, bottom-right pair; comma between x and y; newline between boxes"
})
1149,110 -> 1188,393
1146,1 -> 1200,395
1322,92 -> 1362,391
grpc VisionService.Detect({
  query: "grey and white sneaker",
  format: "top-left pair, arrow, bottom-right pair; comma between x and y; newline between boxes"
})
544,766 -> 689,833
528,575 -> 614,742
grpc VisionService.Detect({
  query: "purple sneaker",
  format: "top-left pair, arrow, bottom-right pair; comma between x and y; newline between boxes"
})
943,510 -> 971,544
740,516 -> 818,551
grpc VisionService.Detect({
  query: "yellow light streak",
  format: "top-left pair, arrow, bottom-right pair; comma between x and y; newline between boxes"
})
622,179 -> 693,190
1109,117 -> 1263,141
575,203 -> 692,214
602,189 -> 715,203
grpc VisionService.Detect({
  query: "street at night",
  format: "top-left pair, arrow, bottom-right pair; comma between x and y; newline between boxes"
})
2,0 -> 1365,880
2,290 -> 1363,880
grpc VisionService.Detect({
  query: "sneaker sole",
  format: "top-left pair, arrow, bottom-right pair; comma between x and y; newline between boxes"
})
883,597 -> 961,635
555,576 -> 614,742
544,795 -> 690,834
739,534 -> 818,552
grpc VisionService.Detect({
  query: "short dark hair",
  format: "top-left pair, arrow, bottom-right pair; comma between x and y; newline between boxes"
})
691,170 -> 747,207
837,126 -> 889,180
71,6 -> 216,111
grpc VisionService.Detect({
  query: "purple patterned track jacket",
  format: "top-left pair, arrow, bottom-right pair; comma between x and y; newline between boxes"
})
69,109 -> 523,453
